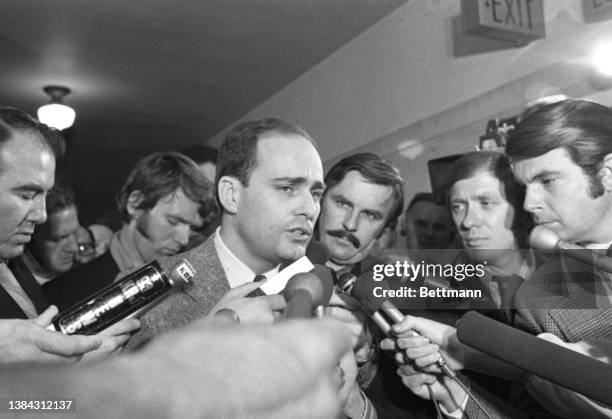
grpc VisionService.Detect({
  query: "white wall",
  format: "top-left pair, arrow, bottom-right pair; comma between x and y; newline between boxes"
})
210,0 -> 612,197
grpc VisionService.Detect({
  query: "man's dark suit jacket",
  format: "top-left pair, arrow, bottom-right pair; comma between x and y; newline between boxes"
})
0,257 -> 49,319
43,251 -> 119,311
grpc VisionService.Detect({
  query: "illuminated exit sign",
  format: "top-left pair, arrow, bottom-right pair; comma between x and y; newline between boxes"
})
462,0 -> 545,44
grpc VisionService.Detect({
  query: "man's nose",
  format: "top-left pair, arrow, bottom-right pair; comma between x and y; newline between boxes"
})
27,196 -> 47,225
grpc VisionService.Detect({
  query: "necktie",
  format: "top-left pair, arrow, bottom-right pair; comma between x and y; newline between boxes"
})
491,274 -> 524,309
247,274 -> 267,297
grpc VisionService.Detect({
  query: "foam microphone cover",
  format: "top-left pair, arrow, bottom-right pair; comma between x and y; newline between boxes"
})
311,264 -> 334,306
350,272 -> 386,313
306,241 -> 331,265
457,311 -> 612,406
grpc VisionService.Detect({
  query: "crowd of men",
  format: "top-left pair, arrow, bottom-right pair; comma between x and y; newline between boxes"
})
0,99 -> 611,418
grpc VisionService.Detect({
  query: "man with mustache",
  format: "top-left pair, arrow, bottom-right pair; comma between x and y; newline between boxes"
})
44,152 -> 214,310
318,153 -> 404,273
0,107 -> 138,364
317,153 -> 415,418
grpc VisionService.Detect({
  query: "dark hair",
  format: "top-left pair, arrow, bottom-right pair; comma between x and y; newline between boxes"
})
506,99 -> 612,198
447,151 -> 530,247
0,107 -> 65,160
179,145 -> 218,165
31,180 -> 77,240
406,192 -> 436,212
324,153 -> 405,230
46,180 -> 77,215
216,118 -> 315,188
117,152 -> 215,222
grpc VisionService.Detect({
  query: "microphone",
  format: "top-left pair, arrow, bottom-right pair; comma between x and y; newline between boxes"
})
456,311 -> 612,406
283,265 -> 334,319
306,241 -> 331,265
337,271 -> 394,334
50,259 -> 195,335
530,225 -> 612,273
338,271 -> 456,378
337,271 -> 404,321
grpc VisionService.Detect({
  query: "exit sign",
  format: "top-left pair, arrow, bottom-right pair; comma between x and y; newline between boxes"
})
583,0 -> 612,22
462,0 -> 545,44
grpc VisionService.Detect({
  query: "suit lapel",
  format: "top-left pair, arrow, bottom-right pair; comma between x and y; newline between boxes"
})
8,257 -> 49,314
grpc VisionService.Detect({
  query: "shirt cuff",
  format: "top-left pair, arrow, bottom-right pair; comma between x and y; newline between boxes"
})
438,393 -> 468,419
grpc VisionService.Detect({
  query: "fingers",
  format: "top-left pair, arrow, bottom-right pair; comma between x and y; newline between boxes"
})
97,318 -> 141,337
282,319 -> 353,369
398,369 -> 438,387
31,305 -> 59,327
261,294 -> 287,311
35,330 -> 102,357
396,335 -> 431,350
391,315 -> 429,336
100,333 -> 132,353
380,337 -> 397,351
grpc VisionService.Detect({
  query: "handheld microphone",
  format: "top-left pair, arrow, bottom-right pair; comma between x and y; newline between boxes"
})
283,265 -> 334,319
49,259 -> 195,335
457,311 -> 612,406
337,271 -> 404,322
530,225 -> 612,274
306,241 -> 331,265
338,271 -> 456,377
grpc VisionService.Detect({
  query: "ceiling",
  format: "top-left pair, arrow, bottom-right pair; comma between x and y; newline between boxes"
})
0,0 -> 408,220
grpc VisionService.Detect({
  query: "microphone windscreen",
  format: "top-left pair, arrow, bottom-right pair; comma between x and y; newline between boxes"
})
306,241 -> 331,265
350,272 -> 385,312
457,311 -> 612,406
529,225 -> 561,251
312,264 -> 334,306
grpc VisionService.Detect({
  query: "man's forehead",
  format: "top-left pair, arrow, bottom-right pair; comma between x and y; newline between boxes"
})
45,206 -> 79,235
450,172 -> 505,198
254,134 -> 323,180
512,148 -> 573,181
328,171 -> 395,206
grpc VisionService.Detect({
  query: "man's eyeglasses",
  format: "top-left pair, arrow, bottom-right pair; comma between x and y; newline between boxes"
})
77,243 -> 95,256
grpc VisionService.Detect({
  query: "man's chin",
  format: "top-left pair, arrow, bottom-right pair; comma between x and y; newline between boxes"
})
0,244 -> 24,261
279,244 -> 308,263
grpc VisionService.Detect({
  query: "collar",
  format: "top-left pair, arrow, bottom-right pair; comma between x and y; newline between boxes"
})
109,223 -> 147,272
214,227 -> 280,288
21,249 -> 54,285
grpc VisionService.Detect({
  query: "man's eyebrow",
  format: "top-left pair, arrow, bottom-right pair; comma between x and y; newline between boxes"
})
272,176 -> 306,184
167,213 -> 201,226
272,177 -> 326,189
527,170 -> 562,183
12,184 -> 46,193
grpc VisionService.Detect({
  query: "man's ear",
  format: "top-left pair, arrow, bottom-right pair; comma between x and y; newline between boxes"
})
600,153 -> 612,192
218,176 -> 242,214
126,190 -> 145,218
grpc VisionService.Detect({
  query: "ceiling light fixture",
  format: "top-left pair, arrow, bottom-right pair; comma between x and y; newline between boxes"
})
37,85 -> 76,130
